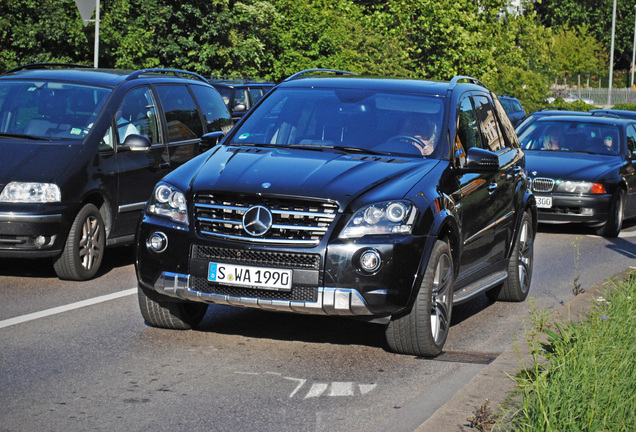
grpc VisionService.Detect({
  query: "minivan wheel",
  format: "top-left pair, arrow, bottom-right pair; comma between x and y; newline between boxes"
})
487,210 -> 533,302
54,204 -> 105,281
138,284 -> 208,330
385,239 -> 453,357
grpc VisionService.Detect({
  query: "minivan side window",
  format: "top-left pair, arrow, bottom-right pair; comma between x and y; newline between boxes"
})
189,85 -> 233,134
117,86 -> 160,145
156,85 -> 203,142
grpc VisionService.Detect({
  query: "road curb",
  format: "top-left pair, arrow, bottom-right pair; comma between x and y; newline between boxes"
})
415,267 -> 634,431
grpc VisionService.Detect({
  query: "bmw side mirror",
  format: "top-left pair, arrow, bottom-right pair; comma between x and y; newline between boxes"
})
119,134 -> 151,151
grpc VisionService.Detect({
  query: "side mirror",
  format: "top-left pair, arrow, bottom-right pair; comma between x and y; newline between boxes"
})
233,103 -> 247,113
199,131 -> 224,153
463,147 -> 499,171
119,134 -> 151,151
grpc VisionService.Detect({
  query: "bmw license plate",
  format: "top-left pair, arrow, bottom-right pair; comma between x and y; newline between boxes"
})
208,262 -> 292,291
536,196 -> 553,209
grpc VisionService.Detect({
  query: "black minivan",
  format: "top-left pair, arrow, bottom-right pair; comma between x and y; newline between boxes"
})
0,64 -> 232,280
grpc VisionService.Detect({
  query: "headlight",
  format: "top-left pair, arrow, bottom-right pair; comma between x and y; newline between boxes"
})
340,201 -> 416,239
0,182 -> 61,203
146,183 -> 188,224
556,181 -> 606,194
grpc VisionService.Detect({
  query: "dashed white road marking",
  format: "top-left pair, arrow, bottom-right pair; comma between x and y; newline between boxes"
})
0,288 -> 137,330
304,383 -> 329,399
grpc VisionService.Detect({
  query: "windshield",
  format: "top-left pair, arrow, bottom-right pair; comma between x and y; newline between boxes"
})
519,120 -> 621,156
230,87 -> 445,157
0,80 -> 110,140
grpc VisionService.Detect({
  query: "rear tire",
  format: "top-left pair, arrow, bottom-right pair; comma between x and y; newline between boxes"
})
596,190 -> 624,238
385,239 -> 454,357
138,284 -> 208,330
487,210 -> 533,302
54,204 -> 105,281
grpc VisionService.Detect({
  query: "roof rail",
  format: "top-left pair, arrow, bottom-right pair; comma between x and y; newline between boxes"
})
126,68 -> 208,83
591,111 -> 620,118
5,63 -> 92,73
283,69 -> 357,82
449,75 -> 486,89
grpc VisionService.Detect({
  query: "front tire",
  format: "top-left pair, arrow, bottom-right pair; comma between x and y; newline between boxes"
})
54,204 -> 105,281
487,210 -> 534,302
596,190 -> 624,237
385,239 -> 454,357
138,284 -> 208,330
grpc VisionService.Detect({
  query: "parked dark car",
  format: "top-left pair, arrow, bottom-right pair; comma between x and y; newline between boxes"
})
208,77 -> 275,121
0,64 -> 232,280
519,115 -> 636,236
136,70 -> 537,357
498,94 -> 526,126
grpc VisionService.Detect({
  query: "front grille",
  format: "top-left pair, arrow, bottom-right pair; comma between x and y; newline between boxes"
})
194,193 -> 338,245
191,276 -> 318,302
531,177 -> 555,193
193,245 -> 321,270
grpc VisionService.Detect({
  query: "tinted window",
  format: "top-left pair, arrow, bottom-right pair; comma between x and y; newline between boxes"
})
473,95 -> 505,151
626,125 -> 636,155
457,97 -> 481,154
189,85 -> 233,134
0,80 -> 109,140
156,85 -> 203,142
116,86 -> 160,145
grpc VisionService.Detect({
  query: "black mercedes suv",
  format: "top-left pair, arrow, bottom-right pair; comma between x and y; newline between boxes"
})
136,70 -> 537,356
0,64 -> 232,280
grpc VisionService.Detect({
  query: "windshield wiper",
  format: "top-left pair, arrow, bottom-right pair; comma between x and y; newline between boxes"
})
288,143 -> 385,155
0,132 -> 50,141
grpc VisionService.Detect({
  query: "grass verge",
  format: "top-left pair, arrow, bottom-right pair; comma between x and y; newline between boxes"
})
494,271 -> 636,431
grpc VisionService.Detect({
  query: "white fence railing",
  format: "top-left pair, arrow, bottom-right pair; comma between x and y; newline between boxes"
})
554,88 -> 636,106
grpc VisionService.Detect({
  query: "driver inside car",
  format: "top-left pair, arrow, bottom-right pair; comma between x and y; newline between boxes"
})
400,114 -> 436,155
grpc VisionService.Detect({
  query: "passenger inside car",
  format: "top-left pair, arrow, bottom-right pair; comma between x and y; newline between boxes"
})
542,127 -> 562,150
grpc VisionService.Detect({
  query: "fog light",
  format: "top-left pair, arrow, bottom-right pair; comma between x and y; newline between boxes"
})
359,249 -> 381,273
147,232 -> 168,253
581,208 -> 594,216
34,235 -> 48,247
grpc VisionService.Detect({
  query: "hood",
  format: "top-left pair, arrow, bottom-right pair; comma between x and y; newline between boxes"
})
525,150 -> 620,182
0,139 -> 82,185
189,145 -> 439,208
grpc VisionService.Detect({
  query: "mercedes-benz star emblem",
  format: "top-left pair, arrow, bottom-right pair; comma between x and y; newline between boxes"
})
243,205 -> 273,236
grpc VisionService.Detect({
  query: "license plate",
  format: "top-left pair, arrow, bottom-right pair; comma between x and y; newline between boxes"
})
208,262 -> 292,291
536,196 -> 552,209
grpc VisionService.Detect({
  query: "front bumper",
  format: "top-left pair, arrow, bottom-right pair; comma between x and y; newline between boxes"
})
534,193 -> 611,224
152,271 -> 376,316
0,210 -> 69,258
136,215 -> 430,318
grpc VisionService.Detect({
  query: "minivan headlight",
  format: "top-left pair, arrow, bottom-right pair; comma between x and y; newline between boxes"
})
0,182 -> 61,203
340,201 -> 416,239
147,183 -> 188,224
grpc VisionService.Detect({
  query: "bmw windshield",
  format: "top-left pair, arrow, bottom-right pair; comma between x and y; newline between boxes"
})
519,120 -> 621,156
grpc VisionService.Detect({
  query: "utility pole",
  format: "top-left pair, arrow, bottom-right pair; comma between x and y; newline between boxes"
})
608,0 -> 617,106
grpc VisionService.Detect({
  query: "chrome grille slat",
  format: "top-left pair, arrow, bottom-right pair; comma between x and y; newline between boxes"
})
194,193 -> 338,245
531,177 -> 555,193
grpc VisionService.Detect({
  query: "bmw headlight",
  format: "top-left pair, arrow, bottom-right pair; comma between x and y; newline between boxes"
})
147,183 -> 188,224
340,201 -> 416,239
556,181 -> 606,194
0,182 -> 61,203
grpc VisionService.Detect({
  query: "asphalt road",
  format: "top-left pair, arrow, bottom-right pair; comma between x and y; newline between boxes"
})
1,221 -> 635,432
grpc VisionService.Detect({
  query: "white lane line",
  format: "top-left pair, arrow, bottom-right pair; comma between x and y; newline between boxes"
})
0,288 -> 137,329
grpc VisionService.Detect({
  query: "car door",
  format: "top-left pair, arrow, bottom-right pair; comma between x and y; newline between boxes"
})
624,124 -> 636,215
451,95 -> 501,283
155,84 -> 205,168
110,85 -> 168,240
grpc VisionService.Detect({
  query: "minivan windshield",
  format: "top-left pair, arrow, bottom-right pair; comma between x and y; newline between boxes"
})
0,80 -> 110,140
230,88 -> 445,157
